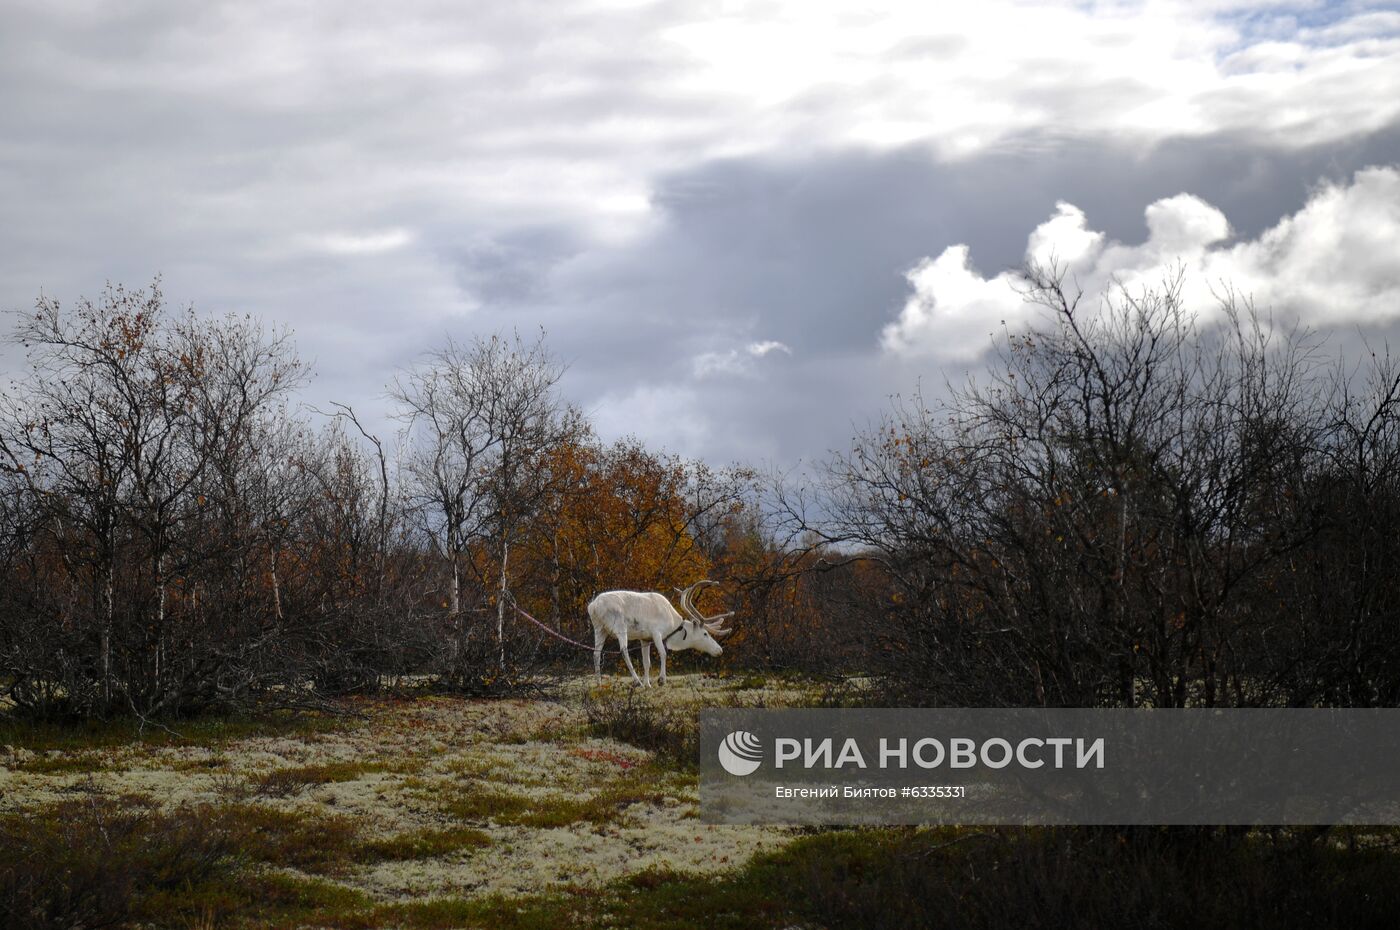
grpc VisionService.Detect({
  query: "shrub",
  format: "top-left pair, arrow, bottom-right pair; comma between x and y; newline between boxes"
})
769,827 -> 1400,930
582,686 -> 698,771
206,803 -> 361,873
0,798 -> 243,930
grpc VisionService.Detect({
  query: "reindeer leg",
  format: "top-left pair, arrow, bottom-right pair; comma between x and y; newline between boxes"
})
640,642 -> 652,687
653,632 -> 668,685
615,632 -> 643,686
593,625 -> 605,679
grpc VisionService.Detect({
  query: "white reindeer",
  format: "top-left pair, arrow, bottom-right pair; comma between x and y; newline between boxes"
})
589,580 -> 734,686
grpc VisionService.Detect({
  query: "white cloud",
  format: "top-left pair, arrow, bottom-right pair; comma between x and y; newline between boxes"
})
881,247 -> 1026,361
1027,202 -> 1105,268
692,339 -> 792,378
310,228 -> 415,256
883,166 -> 1400,360
1220,166 -> 1400,326
661,1 -> 1400,157
746,340 -> 791,357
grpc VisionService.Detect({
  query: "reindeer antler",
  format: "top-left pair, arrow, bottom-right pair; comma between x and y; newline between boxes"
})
676,579 -> 734,638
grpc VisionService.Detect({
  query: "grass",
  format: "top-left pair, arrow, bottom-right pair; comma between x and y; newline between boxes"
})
361,826 -> 1400,930
0,797 -> 245,930
249,760 -> 394,797
355,825 -> 493,861
445,754 -> 498,778
203,803 -> 364,873
4,750 -> 116,774
168,754 -> 231,772
139,871 -> 380,930
411,760 -> 690,830
500,781 -> 667,829
198,801 -> 493,871
582,686 -> 699,771
714,826 -> 1400,930
0,709 -> 344,755
0,795 -> 498,930
11,794 -> 1400,930
374,892 -> 586,930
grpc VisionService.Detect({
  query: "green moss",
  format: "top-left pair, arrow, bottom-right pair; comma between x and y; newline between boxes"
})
168,753 -> 230,772
445,754 -> 498,778
0,709 -> 345,754
373,891 -> 591,930
355,825 -> 493,862
204,802 -> 363,873
8,749 -> 116,774
434,782 -> 535,823
348,848 -> 810,930
250,759 -> 392,796
140,870 -> 379,930
596,867 -> 790,930
417,764 -> 686,829
236,872 -> 378,927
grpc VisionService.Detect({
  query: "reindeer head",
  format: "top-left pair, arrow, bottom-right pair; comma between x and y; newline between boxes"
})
673,579 -> 734,657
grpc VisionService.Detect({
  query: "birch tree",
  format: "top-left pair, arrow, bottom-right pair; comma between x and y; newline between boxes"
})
392,330 -> 580,678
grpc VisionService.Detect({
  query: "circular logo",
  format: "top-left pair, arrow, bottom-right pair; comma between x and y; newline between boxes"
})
718,730 -> 763,776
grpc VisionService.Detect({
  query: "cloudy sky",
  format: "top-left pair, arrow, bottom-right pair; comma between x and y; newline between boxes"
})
3,0 -> 1400,466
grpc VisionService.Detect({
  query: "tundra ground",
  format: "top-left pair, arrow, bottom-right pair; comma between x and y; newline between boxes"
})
7,674 -> 1400,930
0,674 -> 827,928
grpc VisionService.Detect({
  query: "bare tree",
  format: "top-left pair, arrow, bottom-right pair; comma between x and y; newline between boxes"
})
391,330 -> 581,678
795,266 -> 1336,707
0,282 -> 306,715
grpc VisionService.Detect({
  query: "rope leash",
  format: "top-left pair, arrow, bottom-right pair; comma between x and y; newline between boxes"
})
512,602 -> 609,651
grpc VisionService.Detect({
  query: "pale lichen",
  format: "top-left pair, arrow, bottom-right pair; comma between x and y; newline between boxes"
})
0,673 -> 804,901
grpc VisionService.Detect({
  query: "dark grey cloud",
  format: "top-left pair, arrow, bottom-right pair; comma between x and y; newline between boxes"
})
3,1 -> 1400,467
470,126 -> 1400,463
453,228 -> 585,308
